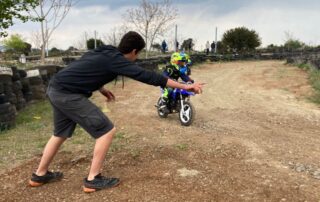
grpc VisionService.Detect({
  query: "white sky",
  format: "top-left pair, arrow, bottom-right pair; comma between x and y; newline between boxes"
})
5,0 -> 320,50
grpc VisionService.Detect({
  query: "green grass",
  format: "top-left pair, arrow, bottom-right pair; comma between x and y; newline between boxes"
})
0,100 -> 53,170
0,97 -> 135,171
175,143 -> 188,151
295,63 -> 320,104
0,100 -> 95,170
298,63 -> 311,71
309,68 -> 320,104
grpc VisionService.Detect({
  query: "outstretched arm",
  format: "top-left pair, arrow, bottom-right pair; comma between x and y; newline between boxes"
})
166,79 -> 204,94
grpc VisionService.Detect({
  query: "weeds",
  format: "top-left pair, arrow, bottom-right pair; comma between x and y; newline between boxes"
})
130,149 -> 141,159
295,63 -> 320,104
175,143 -> 188,151
309,68 -> 320,104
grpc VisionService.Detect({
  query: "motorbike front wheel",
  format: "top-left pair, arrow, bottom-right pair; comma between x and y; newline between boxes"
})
179,101 -> 195,126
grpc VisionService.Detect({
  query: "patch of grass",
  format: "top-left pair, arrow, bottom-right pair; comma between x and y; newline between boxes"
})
309,69 -> 320,104
295,63 -> 320,104
110,142 -> 124,153
0,100 -> 94,170
36,141 -> 48,149
108,132 -> 128,153
15,100 -> 52,125
298,63 -> 310,71
130,149 -> 141,159
0,100 -> 53,169
115,132 -> 125,140
175,143 -> 188,151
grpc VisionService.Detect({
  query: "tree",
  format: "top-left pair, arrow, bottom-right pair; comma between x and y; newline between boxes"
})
124,0 -> 178,58
181,38 -> 194,52
23,42 -> 32,55
86,38 -> 105,50
103,25 -> 129,47
284,39 -> 305,51
49,46 -> 62,56
2,34 -> 27,53
283,31 -> 305,51
0,0 -> 40,37
221,27 -> 261,53
30,30 -> 42,49
30,0 -> 78,63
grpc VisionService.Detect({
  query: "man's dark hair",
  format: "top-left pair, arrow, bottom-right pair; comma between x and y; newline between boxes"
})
118,31 -> 145,54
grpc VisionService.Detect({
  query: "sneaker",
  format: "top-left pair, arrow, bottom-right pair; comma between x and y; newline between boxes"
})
29,171 -> 63,187
83,173 -> 120,193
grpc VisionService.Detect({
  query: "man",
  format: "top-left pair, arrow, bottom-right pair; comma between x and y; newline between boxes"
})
28,31 -> 204,193
206,41 -> 210,55
161,40 -> 167,53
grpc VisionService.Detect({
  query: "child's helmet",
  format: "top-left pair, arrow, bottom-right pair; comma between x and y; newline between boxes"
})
171,52 -> 187,65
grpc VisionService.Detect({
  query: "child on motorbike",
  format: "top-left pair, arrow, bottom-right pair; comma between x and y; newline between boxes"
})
160,52 -> 194,113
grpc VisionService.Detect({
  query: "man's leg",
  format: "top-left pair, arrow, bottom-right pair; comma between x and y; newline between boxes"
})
29,135 -> 66,187
87,127 -> 116,180
36,135 -> 67,176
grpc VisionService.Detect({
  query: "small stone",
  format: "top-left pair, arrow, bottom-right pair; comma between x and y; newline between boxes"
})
177,168 -> 200,177
295,164 -> 306,172
312,170 -> 320,180
163,172 -> 170,177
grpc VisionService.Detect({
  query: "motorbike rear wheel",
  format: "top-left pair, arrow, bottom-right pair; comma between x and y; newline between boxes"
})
179,101 -> 195,126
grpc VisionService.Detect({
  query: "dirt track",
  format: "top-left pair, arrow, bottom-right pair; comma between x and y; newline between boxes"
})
1,60 -> 320,201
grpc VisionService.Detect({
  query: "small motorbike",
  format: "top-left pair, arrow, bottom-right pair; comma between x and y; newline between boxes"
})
155,85 -> 195,126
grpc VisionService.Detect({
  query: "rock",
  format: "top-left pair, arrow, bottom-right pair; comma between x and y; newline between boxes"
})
177,168 -> 200,177
295,164 -> 306,172
312,170 -> 320,180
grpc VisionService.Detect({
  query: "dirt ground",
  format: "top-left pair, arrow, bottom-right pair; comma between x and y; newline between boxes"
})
1,60 -> 320,202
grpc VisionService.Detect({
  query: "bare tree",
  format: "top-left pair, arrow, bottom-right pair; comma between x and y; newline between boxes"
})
102,25 -> 129,47
124,0 -> 178,58
284,30 -> 295,42
73,31 -> 88,50
30,0 -> 78,63
30,30 -> 42,49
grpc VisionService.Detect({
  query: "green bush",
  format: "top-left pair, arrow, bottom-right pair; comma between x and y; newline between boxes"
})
303,65 -> 320,104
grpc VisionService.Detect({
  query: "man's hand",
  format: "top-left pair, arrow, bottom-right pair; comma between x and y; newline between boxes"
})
185,82 -> 205,94
166,79 -> 205,94
99,88 -> 115,102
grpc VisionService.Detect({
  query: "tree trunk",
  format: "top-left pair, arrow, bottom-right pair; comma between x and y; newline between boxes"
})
40,1 -> 46,64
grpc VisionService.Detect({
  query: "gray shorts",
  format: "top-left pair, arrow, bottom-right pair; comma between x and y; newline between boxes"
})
47,85 -> 114,139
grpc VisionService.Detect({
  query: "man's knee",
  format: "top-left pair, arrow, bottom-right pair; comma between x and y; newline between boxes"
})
97,127 -> 117,140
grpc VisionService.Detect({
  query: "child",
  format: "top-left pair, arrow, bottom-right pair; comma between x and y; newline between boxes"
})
160,52 -> 194,112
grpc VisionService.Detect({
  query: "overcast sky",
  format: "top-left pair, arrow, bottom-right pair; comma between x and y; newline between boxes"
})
6,0 -> 320,50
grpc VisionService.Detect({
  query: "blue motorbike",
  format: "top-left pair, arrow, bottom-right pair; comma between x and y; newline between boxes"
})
156,85 -> 195,126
